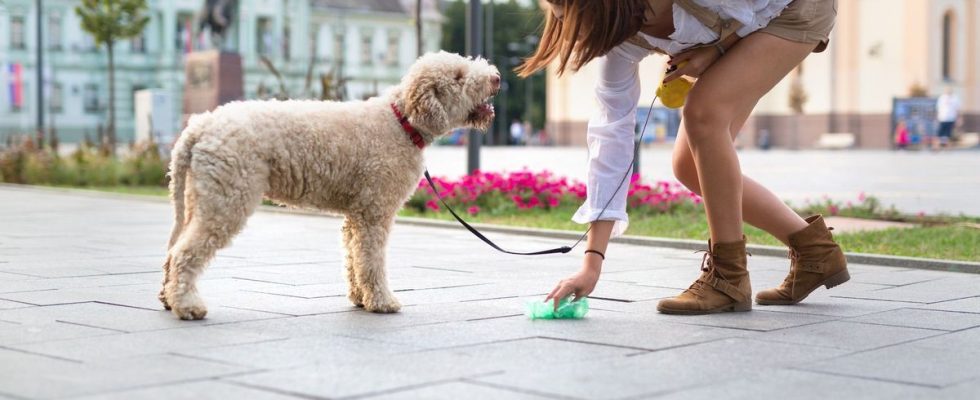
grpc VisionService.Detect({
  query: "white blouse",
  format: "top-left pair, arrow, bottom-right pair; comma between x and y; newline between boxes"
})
571,0 -> 791,237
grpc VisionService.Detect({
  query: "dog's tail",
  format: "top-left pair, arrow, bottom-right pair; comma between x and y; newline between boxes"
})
166,125 -> 198,249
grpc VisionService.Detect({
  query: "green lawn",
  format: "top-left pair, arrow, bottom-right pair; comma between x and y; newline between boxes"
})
399,206 -> 980,262
75,185 -> 978,262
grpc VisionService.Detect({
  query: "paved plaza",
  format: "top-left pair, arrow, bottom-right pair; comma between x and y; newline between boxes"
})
1,186 -> 979,399
426,147 -> 980,216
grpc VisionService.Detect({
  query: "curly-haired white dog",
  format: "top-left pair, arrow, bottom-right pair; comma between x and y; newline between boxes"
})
160,52 -> 499,320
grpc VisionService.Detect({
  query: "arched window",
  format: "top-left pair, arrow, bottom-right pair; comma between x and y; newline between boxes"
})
942,10 -> 955,81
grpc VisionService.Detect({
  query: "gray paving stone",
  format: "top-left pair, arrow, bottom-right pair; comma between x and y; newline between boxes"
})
652,369 -> 938,400
71,381 -> 306,400
0,350 -> 255,399
756,295 -> 916,317
224,348 -> 502,399
9,325 -> 285,362
833,277 -> 980,304
757,320 -> 943,350
0,320 -> 118,345
0,299 -> 30,310
0,302 -> 283,333
177,334 -> 424,369
847,308 -> 980,331
848,269 -> 953,286
904,326 -> 980,351
475,338 -> 850,399
363,381 -> 556,400
919,296 -> 980,314
668,309 -> 835,332
803,344 -> 980,388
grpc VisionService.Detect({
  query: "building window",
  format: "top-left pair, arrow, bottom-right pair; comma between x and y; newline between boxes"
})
360,31 -> 374,66
333,31 -> 345,62
941,10 -> 955,81
385,31 -> 399,67
48,13 -> 62,51
50,82 -> 63,113
131,32 -> 146,53
257,17 -> 273,55
83,84 -> 100,113
11,16 -> 26,50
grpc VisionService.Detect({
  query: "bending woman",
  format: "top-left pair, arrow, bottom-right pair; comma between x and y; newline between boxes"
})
518,0 -> 849,314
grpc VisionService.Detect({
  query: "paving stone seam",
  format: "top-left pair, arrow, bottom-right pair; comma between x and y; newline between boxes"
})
221,380 -> 328,400
460,378 -> 582,400
778,324 -> 953,362
339,373 -> 506,400
670,312 -> 838,333
54,319 -> 129,334
910,304 -> 980,315
0,344 -> 84,364
788,366 -> 947,389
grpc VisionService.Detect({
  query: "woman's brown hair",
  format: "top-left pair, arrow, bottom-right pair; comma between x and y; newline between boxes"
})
515,0 -> 646,78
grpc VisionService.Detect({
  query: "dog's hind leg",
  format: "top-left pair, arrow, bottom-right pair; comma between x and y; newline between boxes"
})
348,213 -> 401,313
165,166 -> 266,320
341,217 -> 365,307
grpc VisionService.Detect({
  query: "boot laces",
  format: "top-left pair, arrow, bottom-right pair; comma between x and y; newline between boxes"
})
686,249 -> 727,298
784,249 -> 801,297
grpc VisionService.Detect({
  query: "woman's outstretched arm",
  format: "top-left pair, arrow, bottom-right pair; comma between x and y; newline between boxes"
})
544,220 -> 614,309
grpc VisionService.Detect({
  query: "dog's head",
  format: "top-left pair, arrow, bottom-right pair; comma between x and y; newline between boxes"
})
399,51 -> 500,136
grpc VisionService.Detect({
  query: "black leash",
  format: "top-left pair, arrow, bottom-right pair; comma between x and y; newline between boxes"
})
422,94 -> 659,256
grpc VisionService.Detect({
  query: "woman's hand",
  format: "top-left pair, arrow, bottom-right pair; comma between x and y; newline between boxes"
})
663,45 -> 722,83
545,266 -> 601,310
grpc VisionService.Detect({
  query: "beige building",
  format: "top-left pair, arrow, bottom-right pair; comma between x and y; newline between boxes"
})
546,0 -> 979,149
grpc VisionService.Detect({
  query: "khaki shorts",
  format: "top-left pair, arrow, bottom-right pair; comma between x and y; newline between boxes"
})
760,0 -> 837,52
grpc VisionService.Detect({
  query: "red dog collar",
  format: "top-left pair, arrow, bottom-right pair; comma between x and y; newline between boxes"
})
390,103 -> 426,150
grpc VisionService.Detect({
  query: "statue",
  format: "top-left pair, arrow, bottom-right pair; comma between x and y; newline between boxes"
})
198,0 -> 238,49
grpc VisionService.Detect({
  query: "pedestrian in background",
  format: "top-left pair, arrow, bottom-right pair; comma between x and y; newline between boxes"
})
936,87 -> 960,150
510,119 -> 525,145
894,120 -> 910,150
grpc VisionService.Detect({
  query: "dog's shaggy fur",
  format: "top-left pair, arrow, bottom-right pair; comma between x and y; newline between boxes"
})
160,52 -> 499,320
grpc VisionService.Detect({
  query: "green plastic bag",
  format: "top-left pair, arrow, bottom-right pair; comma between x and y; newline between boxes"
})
526,297 -> 589,320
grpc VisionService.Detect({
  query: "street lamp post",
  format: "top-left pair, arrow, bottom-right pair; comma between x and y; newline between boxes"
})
36,0 -> 44,143
465,0 -> 483,174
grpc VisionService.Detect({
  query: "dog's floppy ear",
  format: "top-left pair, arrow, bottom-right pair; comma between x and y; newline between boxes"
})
404,75 -> 449,133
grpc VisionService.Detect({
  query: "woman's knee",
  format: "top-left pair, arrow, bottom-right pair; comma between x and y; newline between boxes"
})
681,94 -> 735,144
671,149 -> 701,194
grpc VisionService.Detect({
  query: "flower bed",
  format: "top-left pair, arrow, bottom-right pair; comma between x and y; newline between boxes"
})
405,170 -> 703,217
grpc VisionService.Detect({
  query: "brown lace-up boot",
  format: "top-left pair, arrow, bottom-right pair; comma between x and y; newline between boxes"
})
756,215 -> 849,305
657,237 -> 752,315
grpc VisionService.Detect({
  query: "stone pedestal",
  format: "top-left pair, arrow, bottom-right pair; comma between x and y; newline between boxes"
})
182,50 -> 243,124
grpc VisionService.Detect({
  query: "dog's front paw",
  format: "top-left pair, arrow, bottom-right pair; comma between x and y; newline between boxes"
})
169,292 -> 208,320
363,290 -> 401,313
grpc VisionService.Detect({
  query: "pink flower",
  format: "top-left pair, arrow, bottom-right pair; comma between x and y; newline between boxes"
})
425,199 -> 440,211
917,211 -> 926,218
857,192 -> 866,202
467,206 -> 480,216
828,205 -> 839,215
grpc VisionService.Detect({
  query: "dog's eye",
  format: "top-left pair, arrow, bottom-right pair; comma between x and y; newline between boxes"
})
454,68 -> 465,82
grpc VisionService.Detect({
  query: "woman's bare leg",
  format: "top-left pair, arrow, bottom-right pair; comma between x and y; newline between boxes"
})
681,33 -> 816,244
672,105 -> 807,246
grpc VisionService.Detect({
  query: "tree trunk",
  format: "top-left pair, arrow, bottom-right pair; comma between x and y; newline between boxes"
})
107,40 -> 116,155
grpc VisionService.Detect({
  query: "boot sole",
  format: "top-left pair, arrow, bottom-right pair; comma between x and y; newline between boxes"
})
657,301 -> 752,315
756,269 -> 851,306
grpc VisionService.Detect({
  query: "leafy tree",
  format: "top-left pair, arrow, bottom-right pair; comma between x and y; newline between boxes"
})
442,0 -> 545,144
76,0 -> 150,153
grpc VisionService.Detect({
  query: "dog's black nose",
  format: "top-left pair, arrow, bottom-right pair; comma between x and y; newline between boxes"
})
490,74 -> 501,89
